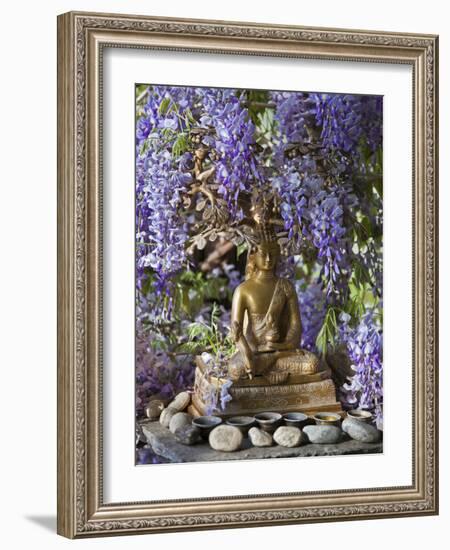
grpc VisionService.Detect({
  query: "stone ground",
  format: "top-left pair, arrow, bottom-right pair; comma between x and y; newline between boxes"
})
140,421 -> 383,463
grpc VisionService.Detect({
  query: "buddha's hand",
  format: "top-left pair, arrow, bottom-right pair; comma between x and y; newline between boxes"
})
263,341 -> 290,351
244,362 -> 253,380
230,320 -> 243,342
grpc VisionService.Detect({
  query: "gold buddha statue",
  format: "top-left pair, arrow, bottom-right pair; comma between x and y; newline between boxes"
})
189,204 -> 342,418
228,240 -> 319,383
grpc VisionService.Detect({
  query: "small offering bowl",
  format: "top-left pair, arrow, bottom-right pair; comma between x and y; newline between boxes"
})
313,412 -> 341,427
254,412 -> 283,433
226,416 -> 256,436
283,412 -> 308,429
192,416 -> 222,440
347,409 -> 373,423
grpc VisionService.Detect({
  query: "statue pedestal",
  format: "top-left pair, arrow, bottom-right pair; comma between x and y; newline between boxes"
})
189,356 -> 342,418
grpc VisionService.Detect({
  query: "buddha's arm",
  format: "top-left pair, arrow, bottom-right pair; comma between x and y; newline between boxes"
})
284,284 -> 302,346
230,285 -> 254,376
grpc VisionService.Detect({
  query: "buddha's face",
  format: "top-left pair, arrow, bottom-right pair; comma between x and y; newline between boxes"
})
254,244 -> 280,271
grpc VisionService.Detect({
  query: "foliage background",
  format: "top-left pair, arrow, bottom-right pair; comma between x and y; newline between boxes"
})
135,84 -> 383,434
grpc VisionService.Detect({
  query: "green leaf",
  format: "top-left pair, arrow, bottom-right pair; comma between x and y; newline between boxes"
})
140,273 -> 154,296
315,306 -> 340,356
360,215 -> 373,238
172,133 -> 187,157
185,107 -> 196,125
373,174 -> 383,199
158,97 -> 171,116
246,89 -> 270,125
236,242 -> 248,259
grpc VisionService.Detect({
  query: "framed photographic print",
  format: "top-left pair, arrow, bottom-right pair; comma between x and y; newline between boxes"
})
57,11 -> 439,538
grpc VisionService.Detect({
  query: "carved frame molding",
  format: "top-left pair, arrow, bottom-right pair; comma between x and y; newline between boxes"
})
57,11 -> 438,538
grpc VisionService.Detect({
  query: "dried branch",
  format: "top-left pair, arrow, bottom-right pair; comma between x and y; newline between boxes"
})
200,240 -> 235,272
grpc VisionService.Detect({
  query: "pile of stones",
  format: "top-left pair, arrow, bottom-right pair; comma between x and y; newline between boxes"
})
146,392 -> 382,453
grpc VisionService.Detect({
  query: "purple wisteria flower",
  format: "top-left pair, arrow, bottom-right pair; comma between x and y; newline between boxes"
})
136,86 -> 261,301
136,447 -> 170,465
270,154 -> 352,296
137,151 -> 192,290
270,91 -> 317,165
313,93 -> 382,162
270,91 -> 350,295
200,352 -> 234,415
338,311 -> 383,428
270,90 -> 381,297
196,88 -> 262,219
307,188 -> 350,295
136,86 -> 198,299
135,330 -> 195,418
295,279 -> 327,351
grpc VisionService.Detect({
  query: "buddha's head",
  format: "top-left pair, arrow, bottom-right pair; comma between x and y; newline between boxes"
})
246,241 -> 280,279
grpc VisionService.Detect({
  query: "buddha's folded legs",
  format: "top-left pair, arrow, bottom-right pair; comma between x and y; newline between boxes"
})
272,349 -> 319,375
228,348 -> 320,382
228,350 -> 278,381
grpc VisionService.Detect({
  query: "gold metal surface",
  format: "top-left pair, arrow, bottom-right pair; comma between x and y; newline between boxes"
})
228,241 -> 319,381
313,412 -> 342,426
57,10 -> 439,538
192,356 -> 342,418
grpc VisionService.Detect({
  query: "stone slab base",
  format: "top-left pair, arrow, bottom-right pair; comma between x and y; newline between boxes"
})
140,421 -> 382,464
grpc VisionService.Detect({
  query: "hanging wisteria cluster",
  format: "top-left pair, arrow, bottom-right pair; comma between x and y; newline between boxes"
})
136,86 -> 195,301
196,88 -> 262,218
135,84 -> 383,424
136,86 -> 261,301
270,91 -> 382,298
338,311 -> 383,428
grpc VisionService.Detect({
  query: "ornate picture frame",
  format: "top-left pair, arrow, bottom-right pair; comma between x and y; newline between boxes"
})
57,11 -> 438,538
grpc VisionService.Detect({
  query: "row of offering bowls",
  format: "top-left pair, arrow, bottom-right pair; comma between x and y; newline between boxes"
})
192,409 -> 373,440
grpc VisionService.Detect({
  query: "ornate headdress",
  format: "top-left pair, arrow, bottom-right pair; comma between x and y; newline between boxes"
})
247,192 -> 285,252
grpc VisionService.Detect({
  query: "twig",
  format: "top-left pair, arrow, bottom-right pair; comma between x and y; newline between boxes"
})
136,87 -> 150,104
200,240 -> 235,272
241,101 -> 276,109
